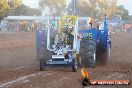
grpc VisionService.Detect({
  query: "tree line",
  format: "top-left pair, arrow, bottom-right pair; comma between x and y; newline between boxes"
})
0,0 -> 131,22
39,0 -> 132,21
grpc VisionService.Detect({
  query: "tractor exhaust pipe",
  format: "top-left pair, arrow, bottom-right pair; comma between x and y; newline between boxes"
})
72,0 -> 76,15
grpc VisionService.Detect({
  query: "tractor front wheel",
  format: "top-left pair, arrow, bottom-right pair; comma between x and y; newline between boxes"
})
40,58 -> 46,71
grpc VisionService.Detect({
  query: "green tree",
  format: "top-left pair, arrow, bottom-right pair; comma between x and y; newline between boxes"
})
115,5 -> 129,21
0,0 -> 9,12
76,0 -> 117,18
8,4 -> 41,16
0,0 -> 22,20
96,0 -> 117,17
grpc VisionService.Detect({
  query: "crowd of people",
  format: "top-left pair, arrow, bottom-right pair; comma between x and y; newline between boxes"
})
0,20 -> 45,32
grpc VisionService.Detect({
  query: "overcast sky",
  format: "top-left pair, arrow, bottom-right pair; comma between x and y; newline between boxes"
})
23,0 -> 132,15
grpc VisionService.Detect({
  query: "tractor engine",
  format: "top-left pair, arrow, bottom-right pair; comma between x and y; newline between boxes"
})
52,33 -> 70,55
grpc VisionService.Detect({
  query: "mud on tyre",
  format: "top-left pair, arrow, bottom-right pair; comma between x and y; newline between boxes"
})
37,32 -> 51,71
80,38 -> 96,67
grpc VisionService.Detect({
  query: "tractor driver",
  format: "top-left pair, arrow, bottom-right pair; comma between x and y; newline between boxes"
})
63,24 -> 74,46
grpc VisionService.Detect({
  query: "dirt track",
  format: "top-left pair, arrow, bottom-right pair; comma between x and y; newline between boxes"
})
0,32 -> 131,88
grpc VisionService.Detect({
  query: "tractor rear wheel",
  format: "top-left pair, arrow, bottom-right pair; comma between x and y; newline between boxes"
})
80,38 -> 96,67
40,58 -> 46,71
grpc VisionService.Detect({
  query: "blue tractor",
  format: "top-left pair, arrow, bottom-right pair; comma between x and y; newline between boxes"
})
35,14 -> 111,72
79,15 -> 111,67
